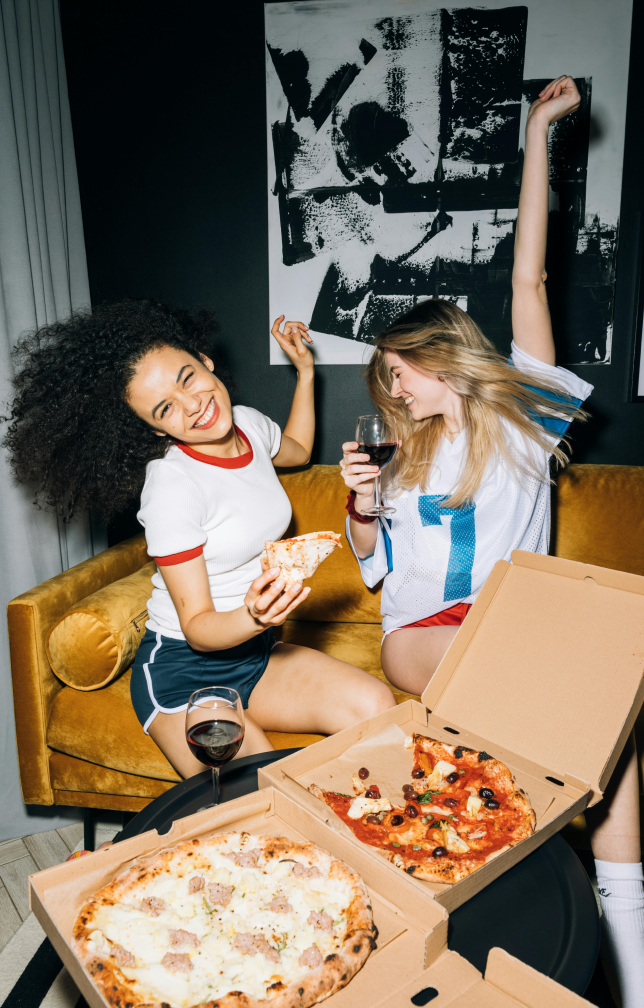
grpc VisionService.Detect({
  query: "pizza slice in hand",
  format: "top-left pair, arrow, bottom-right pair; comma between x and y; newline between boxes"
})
261,532 -> 341,588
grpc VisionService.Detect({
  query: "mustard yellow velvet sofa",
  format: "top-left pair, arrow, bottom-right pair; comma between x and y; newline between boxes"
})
7,463 -> 644,816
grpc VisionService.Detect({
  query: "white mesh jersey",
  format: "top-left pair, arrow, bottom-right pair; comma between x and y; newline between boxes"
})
347,344 -> 593,635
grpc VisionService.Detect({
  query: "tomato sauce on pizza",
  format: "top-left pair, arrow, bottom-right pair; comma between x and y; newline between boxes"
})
309,734 -> 535,884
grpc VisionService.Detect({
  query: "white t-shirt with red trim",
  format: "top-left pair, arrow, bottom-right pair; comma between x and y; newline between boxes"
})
137,405 -> 292,640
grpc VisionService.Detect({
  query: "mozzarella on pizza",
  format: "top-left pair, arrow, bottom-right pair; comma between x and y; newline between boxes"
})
73,832 -> 374,1008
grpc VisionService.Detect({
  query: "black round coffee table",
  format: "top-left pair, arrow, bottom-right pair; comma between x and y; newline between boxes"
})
115,750 -> 599,996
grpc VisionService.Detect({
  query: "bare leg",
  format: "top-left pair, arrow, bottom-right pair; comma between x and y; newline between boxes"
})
148,709 -> 273,779
247,642 -> 396,734
381,626 -> 460,696
587,732 -> 644,1008
587,733 -> 640,862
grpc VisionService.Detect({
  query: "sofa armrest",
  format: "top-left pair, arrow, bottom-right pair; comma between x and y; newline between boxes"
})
7,533 -> 150,805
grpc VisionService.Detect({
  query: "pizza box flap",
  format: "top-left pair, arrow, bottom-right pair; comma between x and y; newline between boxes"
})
28,787 -> 449,1008
421,551 -> 644,800
379,947 -> 594,1007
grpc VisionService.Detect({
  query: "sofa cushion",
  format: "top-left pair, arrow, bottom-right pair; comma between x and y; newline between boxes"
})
47,670 -> 181,781
277,466 -> 382,623
46,562 -> 155,690
49,750 -> 175,801
554,465 -> 644,575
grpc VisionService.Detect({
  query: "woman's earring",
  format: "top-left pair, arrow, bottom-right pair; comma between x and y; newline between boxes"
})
438,375 -> 445,382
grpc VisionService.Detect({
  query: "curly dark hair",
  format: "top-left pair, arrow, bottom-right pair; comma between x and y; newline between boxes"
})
3,299 -> 234,520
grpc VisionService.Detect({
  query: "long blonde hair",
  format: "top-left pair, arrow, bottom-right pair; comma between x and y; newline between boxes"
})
366,300 -> 588,509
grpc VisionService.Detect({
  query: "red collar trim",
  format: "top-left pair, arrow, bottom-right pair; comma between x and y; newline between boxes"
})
176,426 -> 253,468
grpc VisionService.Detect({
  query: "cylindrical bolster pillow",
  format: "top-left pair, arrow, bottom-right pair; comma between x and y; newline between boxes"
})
46,561 -> 156,690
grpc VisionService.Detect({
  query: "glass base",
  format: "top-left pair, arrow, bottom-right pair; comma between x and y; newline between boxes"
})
196,803 -> 218,812
363,505 -> 396,516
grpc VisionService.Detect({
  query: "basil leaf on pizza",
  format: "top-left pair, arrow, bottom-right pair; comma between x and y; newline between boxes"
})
309,734 -> 536,884
73,832 -> 375,1008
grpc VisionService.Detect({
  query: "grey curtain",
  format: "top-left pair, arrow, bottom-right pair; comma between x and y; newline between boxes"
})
0,0 -> 104,841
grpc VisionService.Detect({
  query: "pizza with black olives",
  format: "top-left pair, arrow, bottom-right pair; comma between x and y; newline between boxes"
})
309,734 -> 535,884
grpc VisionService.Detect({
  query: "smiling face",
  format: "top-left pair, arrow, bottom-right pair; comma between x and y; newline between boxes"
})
385,350 -> 462,423
127,346 -> 234,446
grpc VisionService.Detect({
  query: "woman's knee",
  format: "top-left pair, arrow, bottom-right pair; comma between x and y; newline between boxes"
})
348,678 -> 396,723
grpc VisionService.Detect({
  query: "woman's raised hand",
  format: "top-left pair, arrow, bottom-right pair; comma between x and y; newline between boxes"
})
245,568 -> 311,627
271,315 -> 314,373
529,75 -> 580,127
339,441 -> 379,501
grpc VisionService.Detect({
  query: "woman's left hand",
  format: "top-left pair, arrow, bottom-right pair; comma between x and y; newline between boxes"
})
529,75 -> 581,127
271,315 -> 314,372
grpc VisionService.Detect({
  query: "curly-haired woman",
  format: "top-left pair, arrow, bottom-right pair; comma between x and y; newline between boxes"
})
340,76 -> 643,1007
5,301 -> 395,775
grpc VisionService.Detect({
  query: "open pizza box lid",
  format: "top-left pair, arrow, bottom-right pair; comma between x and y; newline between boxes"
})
421,551 -> 644,802
28,787 -> 593,1007
259,552 -> 644,910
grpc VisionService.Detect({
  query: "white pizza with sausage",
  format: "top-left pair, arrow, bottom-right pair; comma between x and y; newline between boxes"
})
72,831 -> 375,1008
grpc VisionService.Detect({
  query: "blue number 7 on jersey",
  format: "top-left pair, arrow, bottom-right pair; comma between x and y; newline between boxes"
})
418,496 -> 476,603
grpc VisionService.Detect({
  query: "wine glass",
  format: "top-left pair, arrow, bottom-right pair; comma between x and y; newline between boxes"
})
355,415 -> 398,516
186,687 -> 245,807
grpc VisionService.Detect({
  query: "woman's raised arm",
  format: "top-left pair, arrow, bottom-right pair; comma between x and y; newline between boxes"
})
511,75 -> 580,364
270,315 -> 316,466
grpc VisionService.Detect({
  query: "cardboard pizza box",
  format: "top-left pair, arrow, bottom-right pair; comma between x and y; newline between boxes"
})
28,787 -> 594,1007
259,551 -> 644,912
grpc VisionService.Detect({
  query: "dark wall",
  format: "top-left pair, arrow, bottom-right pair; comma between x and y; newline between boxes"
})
59,0 -> 644,535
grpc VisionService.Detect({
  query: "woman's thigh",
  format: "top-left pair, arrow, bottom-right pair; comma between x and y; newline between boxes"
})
247,642 -> 396,736
381,626 -> 460,696
148,709 -> 273,779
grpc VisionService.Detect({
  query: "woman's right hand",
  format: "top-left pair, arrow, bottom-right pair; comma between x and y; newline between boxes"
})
339,441 -> 378,504
245,568 -> 310,627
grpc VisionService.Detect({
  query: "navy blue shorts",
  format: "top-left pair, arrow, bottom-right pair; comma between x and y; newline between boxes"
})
130,628 -> 274,734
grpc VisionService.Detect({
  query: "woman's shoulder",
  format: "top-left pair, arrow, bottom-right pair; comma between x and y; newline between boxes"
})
233,405 -> 281,453
143,445 -> 192,480
233,404 -> 275,428
509,342 -> 593,403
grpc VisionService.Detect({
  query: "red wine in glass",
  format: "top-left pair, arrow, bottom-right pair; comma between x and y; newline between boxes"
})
355,415 -> 398,516
187,719 -> 244,768
357,443 -> 398,468
186,687 -> 245,807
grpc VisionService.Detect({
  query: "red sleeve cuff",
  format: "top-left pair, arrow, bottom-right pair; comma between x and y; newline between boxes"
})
154,545 -> 204,566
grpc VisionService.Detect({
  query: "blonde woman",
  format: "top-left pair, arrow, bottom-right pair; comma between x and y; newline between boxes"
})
341,76 -> 643,1007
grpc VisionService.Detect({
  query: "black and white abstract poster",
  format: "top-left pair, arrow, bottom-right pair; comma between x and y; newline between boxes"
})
266,0 -> 632,365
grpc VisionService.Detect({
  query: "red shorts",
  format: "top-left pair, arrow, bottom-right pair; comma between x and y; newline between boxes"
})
392,602 -> 472,632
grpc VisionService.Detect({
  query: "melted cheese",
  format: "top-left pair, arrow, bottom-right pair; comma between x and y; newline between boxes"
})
426,761 -> 456,789
347,796 -> 391,819
84,845 -> 353,1008
465,796 -> 483,818
441,823 -> 470,854
351,773 -> 368,795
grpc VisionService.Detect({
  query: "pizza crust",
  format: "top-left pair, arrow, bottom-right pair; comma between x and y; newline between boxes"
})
73,833 -> 375,1008
260,533 -> 341,588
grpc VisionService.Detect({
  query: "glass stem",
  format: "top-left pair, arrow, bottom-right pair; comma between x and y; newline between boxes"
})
212,766 -> 220,805
373,474 -> 382,511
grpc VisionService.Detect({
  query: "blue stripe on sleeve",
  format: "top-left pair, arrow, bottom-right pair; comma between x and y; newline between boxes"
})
523,384 -> 583,435
507,358 -> 583,435
381,518 -> 393,574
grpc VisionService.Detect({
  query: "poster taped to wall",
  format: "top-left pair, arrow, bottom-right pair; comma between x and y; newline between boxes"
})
266,0 -> 632,365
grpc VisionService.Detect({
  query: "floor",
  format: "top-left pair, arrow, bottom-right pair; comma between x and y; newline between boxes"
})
0,818 -> 121,954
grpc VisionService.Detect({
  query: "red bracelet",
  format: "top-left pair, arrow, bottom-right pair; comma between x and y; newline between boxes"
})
345,491 -> 377,524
